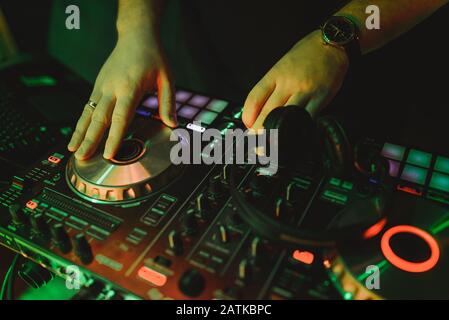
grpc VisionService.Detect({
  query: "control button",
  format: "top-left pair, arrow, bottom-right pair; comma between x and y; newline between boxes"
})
50,223 -> 72,254
217,224 -> 229,243
381,143 -> 406,161
138,266 -> 167,287
292,250 -> 315,265
168,230 -> 183,256
73,233 -> 93,264
178,268 -> 205,297
238,258 -> 252,282
401,165 -> 428,185
341,181 -> 353,191
9,204 -> 27,225
194,110 -> 218,125
189,95 -> 210,108
406,149 -> 432,168
178,105 -> 200,119
48,155 -> 61,164
329,177 -> 341,187
30,213 -> 50,237
435,156 -> 449,174
195,193 -> 211,219
175,90 -> 193,103
26,200 -> 38,210
142,95 -> 158,109
206,99 -> 229,113
18,261 -> 54,289
182,214 -> 198,236
429,172 -> 449,193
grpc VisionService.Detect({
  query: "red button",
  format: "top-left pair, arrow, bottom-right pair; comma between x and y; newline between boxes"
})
48,156 -> 61,164
292,250 -> 315,265
137,266 -> 167,287
26,200 -> 38,210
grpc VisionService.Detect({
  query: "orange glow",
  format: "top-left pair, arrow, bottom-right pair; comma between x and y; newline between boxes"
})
137,266 -> 167,287
26,200 -> 38,210
293,250 -> 314,265
48,155 -> 61,164
363,218 -> 387,239
397,185 -> 422,196
381,225 -> 440,273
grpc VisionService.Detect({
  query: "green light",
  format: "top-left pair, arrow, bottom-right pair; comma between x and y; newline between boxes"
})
60,127 -> 73,136
429,172 -> 449,192
401,165 -> 428,185
20,75 -> 57,87
194,110 -> 218,125
407,149 -> 432,168
39,126 -> 47,132
381,143 -> 406,161
343,292 -> 353,300
435,156 -> 449,174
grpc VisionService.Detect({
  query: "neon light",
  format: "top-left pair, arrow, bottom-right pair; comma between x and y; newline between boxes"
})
397,185 -> 422,196
137,266 -> 167,287
292,250 -> 314,265
381,225 -> 440,273
406,149 -> 432,168
362,218 -> 387,239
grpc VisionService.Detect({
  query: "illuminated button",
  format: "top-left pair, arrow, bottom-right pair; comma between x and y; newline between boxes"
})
137,266 -> 167,287
429,172 -> 449,193
387,159 -> 400,177
329,177 -> 341,187
434,156 -> 449,174
175,90 -> 192,103
178,105 -> 200,119
142,96 -> 158,109
48,155 -> 61,164
292,250 -> 314,265
26,200 -> 38,210
342,181 -> 353,190
189,95 -> 210,108
406,149 -> 432,168
206,99 -> 229,113
381,143 -> 406,161
401,165 -> 427,185
194,110 -> 218,125
136,108 -> 151,117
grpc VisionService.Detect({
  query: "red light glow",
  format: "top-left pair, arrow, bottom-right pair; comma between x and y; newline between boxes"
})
381,225 -> 440,273
137,266 -> 167,286
363,218 -> 387,239
292,250 -> 315,265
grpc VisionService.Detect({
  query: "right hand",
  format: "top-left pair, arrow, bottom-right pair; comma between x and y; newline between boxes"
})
67,31 -> 177,160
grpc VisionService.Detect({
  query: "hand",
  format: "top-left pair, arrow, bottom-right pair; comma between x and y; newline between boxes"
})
242,30 -> 349,130
67,31 -> 177,160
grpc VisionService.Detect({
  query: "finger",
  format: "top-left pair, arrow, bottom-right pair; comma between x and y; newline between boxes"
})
285,91 -> 311,108
75,95 -> 115,160
68,90 -> 102,151
304,95 -> 328,119
103,95 -> 138,159
242,79 -> 275,129
251,90 -> 290,130
157,71 -> 177,127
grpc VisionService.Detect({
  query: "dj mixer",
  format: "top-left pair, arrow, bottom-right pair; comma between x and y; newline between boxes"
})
1,60 -> 449,300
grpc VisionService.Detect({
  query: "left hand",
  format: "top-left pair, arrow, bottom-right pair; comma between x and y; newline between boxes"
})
242,30 -> 350,130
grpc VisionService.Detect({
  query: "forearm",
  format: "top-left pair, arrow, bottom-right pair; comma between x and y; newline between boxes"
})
336,0 -> 448,53
116,0 -> 165,38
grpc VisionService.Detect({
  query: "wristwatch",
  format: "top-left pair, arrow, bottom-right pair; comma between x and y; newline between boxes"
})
321,16 -> 361,64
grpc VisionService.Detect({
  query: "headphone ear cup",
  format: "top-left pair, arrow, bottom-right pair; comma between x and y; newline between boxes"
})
316,116 -> 351,175
263,106 -> 317,167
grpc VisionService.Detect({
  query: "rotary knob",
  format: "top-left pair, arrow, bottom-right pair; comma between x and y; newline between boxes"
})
50,223 -> 72,254
73,233 -> 93,264
178,268 -> 205,297
30,213 -> 50,237
9,204 -> 27,225
182,213 -> 198,236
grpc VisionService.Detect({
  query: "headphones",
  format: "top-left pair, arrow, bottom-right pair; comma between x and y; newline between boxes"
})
229,106 -> 392,248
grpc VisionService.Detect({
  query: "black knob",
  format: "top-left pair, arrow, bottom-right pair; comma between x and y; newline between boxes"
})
9,204 -> 27,225
168,230 -> 183,255
208,174 -> 225,197
18,261 -> 54,289
30,213 -> 50,237
229,209 -> 243,226
195,193 -> 211,219
50,223 -> 72,254
182,214 -> 198,236
178,268 -> 205,297
73,233 -> 93,264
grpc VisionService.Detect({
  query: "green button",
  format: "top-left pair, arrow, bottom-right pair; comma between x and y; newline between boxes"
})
194,110 -> 218,125
401,165 -> 428,185
435,156 -> 449,174
407,149 -> 432,168
342,181 -> 353,190
329,177 -> 341,187
381,143 -> 406,161
323,190 -> 348,203
429,172 -> 449,193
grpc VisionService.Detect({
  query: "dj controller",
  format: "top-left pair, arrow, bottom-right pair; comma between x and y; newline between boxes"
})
1,61 -> 449,300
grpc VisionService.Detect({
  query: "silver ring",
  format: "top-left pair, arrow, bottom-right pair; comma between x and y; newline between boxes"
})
87,100 -> 97,110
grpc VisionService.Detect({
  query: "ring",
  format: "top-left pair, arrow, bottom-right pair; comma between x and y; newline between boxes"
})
87,100 -> 97,110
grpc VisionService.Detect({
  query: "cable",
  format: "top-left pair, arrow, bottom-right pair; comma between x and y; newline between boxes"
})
1,254 -> 19,300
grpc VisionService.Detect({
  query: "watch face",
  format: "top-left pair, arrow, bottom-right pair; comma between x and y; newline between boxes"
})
322,16 -> 356,46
